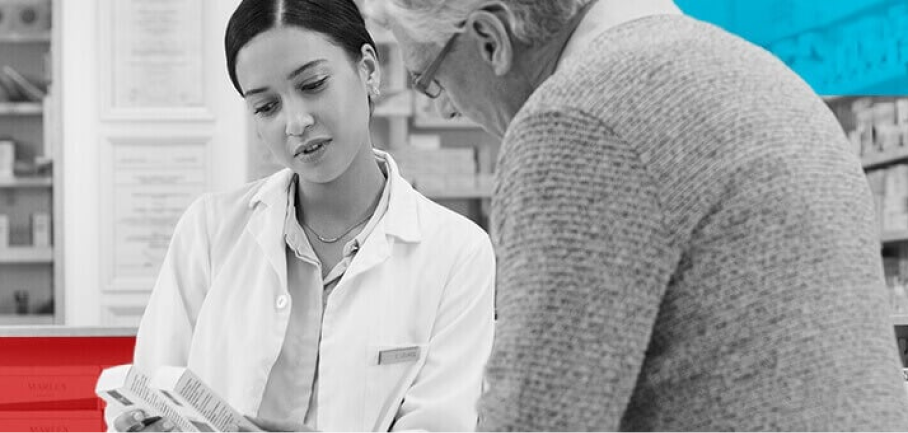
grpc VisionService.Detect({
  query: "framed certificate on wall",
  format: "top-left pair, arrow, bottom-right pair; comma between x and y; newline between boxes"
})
99,135 -> 211,292
99,0 -> 212,120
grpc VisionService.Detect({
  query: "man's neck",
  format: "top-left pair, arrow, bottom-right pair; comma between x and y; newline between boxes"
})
491,0 -> 599,137
558,0 -> 683,71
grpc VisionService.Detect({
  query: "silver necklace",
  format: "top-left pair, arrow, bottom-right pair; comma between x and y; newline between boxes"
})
301,189 -> 383,244
302,214 -> 371,244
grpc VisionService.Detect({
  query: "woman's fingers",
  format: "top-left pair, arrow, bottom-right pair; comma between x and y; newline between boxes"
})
111,411 -> 175,432
113,409 -> 147,432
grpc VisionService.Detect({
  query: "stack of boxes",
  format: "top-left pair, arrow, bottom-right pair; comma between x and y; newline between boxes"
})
850,98 -> 908,159
388,146 -> 477,194
881,164 -> 908,233
867,164 -> 908,234
855,99 -> 908,235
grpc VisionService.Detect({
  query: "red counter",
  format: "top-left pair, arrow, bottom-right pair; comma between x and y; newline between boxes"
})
0,327 -> 136,432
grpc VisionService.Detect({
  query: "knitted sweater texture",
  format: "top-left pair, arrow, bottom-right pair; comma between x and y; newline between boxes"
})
479,15 -> 908,431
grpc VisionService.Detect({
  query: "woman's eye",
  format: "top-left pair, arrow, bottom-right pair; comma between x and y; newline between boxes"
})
299,77 -> 329,92
253,101 -> 278,116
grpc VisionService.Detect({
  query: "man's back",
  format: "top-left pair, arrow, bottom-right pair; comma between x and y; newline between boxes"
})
481,14 -> 908,431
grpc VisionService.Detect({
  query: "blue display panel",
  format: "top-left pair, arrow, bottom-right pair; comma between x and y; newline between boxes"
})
675,0 -> 908,95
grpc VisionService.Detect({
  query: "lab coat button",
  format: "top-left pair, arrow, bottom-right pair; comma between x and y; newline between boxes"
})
276,295 -> 289,310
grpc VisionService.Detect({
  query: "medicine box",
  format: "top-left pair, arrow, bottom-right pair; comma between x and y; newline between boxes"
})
0,214 -> 9,248
0,140 -> 14,178
31,212 -> 50,247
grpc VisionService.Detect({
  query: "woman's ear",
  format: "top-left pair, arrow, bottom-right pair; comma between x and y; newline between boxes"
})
360,44 -> 382,96
465,1 -> 514,76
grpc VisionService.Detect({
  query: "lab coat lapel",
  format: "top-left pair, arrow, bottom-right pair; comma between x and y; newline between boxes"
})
343,151 -> 421,282
246,169 -> 293,290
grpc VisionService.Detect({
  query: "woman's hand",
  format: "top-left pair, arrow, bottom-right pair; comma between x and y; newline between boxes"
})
113,409 -> 176,432
240,416 -> 315,432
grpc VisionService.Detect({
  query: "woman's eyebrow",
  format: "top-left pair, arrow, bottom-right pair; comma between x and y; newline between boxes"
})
287,59 -> 328,81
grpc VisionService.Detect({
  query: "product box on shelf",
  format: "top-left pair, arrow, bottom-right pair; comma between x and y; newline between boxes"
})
0,214 -> 9,248
7,0 -> 51,35
881,166 -> 908,233
878,124 -> 903,151
874,102 -> 899,153
896,99 -> 908,125
866,169 -> 886,231
0,3 -> 11,35
0,139 -> 14,179
854,104 -> 875,155
31,212 -> 50,247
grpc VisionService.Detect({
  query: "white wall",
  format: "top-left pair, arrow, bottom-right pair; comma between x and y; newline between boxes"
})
62,0 -> 246,325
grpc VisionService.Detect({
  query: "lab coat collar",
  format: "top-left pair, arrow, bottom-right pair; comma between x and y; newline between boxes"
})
373,149 -> 421,244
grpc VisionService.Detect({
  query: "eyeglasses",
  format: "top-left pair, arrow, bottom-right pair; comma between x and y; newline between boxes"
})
411,31 -> 460,99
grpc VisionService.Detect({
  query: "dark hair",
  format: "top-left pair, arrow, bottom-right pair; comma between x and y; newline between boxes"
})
225,0 -> 377,95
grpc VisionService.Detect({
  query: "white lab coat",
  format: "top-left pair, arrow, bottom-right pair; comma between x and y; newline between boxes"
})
118,151 -> 496,431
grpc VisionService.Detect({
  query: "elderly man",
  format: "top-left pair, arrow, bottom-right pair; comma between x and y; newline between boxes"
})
366,0 -> 908,430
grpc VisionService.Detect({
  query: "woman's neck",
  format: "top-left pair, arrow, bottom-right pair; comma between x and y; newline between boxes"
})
296,146 -> 385,230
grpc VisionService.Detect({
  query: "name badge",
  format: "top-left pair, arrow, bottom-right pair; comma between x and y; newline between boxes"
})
378,346 -> 420,365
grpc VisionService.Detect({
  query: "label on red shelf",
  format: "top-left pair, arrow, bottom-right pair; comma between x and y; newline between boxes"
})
0,366 -> 100,405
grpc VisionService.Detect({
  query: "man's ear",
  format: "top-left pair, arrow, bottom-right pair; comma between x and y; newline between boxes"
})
465,2 -> 514,76
359,43 -> 382,93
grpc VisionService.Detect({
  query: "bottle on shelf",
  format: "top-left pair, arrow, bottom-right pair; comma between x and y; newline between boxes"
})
890,277 -> 908,315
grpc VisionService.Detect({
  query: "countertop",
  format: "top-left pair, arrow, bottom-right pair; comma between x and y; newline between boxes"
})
0,326 -> 137,337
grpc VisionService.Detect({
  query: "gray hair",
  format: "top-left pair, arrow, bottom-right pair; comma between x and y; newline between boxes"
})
364,0 -> 593,46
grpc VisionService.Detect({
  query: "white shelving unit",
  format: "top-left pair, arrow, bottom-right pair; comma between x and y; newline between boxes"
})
0,177 -> 52,188
826,97 -> 908,336
0,102 -> 43,116
0,32 -> 51,44
0,247 -> 54,264
0,2 -> 61,325
893,314 -> 908,327
0,314 -> 54,325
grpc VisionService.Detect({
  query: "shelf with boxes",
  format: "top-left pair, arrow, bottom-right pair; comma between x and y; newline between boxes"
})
359,16 -> 499,228
0,0 -> 60,325
827,96 -> 908,337
826,97 -> 908,239
0,101 -> 42,115
895,314 -> 908,327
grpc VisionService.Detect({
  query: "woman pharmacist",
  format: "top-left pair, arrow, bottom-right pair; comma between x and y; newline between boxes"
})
107,0 -> 495,431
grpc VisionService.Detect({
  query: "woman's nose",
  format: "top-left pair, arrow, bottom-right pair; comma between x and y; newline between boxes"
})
285,103 -> 315,136
434,93 -> 461,119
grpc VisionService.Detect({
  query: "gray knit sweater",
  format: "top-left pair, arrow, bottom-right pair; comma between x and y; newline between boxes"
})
479,15 -> 908,431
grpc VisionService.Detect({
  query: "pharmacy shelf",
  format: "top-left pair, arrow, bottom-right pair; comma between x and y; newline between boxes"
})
862,147 -> 908,170
0,102 -> 43,115
893,314 -> 908,326
421,174 -> 493,200
0,177 -> 52,188
374,92 -> 413,117
413,116 -> 481,129
0,33 -> 51,43
0,314 -> 54,325
0,247 -> 53,264
822,95 -> 845,103
881,231 -> 908,244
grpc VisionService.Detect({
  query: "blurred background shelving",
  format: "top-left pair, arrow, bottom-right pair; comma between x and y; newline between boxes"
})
0,0 -> 61,325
